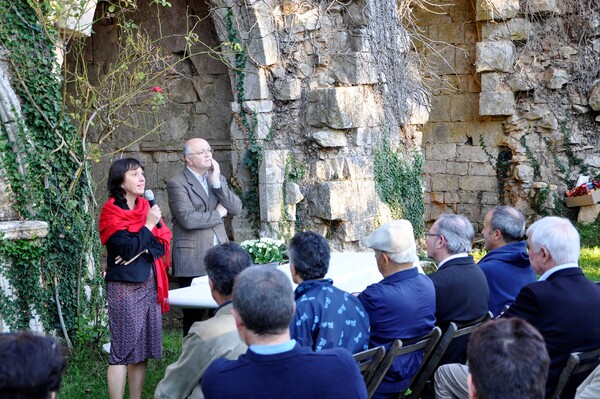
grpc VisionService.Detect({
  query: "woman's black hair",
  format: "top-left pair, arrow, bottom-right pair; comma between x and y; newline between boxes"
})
107,158 -> 144,202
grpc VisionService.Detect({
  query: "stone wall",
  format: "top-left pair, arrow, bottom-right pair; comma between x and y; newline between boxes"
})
417,0 -> 600,230
85,0 -> 426,249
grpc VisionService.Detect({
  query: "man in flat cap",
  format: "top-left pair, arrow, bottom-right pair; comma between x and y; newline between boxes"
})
358,220 -> 436,399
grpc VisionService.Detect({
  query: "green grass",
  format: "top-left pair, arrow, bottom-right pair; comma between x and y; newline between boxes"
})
59,328 -> 182,399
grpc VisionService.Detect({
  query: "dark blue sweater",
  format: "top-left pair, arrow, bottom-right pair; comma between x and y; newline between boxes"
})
478,241 -> 536,316
201,343 -> 367,399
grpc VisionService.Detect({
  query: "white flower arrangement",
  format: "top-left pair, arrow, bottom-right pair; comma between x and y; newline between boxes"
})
240,237 -> 287,265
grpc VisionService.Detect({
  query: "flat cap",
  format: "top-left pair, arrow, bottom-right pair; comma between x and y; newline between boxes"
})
364,220 -> 416,254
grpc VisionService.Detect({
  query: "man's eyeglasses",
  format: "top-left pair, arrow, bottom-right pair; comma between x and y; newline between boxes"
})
187,148 -> 213,156
425,233 -> 440,237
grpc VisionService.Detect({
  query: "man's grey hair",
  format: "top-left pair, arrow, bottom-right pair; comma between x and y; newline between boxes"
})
386,246 -> 417,264
232,266 -> 295,335
437,214 -> 474,254
182,143 -> 191,157
490,205 -> 525,243
527,216 -> 580,265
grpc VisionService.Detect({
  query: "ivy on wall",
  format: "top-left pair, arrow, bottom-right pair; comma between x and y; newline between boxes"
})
374,133 -> 425,238
0,1 -> 102,343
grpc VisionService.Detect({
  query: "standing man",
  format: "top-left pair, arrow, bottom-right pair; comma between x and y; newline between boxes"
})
289,231 -> 370,354
167,138 -> 242,335
155,242 -> 250,399
479,205 -> 536,316
201,266 -> 368,399
358,220 -> 436,398
426,214 -> 489,364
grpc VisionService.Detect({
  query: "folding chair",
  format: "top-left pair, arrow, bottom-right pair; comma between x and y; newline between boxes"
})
406,311 -> 493,399
366,326 -> 442,399
353,346 -> 386,397
550,347 -> 600,399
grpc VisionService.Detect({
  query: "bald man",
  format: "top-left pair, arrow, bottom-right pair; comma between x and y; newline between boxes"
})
167,138 -> 242,335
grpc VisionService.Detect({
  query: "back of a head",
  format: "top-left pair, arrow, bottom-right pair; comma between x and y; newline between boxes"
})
205,242 -> 252,296
287,231 -> 330,280
364,220 -> 417,264
232,266 -> 295,335
0,332 -> 66,399
527,216 -> 580,265
490,206 -> 525,243
467,318 -> 549,399
437,214 -> 474,254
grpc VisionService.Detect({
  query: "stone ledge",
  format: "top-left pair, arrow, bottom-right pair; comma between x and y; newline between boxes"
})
0,221 -> 49,241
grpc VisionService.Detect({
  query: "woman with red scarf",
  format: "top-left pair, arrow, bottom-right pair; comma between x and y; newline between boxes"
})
99,158 -> 172,399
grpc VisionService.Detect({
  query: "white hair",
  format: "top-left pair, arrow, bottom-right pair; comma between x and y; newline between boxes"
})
386,245 -> 417,264
527,216 -> 580,264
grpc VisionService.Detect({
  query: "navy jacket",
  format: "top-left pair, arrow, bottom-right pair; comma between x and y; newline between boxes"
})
428,256 -> 489,364
478,241 -> 537,316
358,268 -> 436,394
201,344 -> 367,399
503,267 -> 600,398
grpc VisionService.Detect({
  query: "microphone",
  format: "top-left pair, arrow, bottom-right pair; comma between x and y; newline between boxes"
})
144,190 -> 163,228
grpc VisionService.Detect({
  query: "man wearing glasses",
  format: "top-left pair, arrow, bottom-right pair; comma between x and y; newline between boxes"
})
167,138 -> 242,335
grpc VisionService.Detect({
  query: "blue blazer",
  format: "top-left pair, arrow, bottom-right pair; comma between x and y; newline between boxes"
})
504,267 -> 600,398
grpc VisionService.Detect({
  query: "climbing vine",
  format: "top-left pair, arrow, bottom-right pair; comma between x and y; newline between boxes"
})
0,0 -> 102,343
224,7 -> 264,234
374,132 -> 425,238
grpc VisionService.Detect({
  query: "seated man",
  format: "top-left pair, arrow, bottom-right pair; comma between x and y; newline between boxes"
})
289,231 -> 370,353
479,205 -> 536,316
201,266 -> 367,399
436,216 -> 600,399
467,318 -> 549,399
426,214 -> 489,364
155,242 -> 250,399
358,220 -> 436,398
0,332 -> 66,399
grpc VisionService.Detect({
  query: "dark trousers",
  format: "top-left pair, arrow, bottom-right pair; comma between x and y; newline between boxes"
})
178,277 -> 211,336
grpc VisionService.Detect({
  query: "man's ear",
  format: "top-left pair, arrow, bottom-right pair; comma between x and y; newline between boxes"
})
468,373 -> 477,399
232,308 -> 244,329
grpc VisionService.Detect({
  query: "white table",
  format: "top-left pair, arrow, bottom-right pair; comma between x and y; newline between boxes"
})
168,252 -> 387,308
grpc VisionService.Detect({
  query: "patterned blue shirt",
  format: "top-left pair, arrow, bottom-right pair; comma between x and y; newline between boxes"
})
290,279 -> 370,354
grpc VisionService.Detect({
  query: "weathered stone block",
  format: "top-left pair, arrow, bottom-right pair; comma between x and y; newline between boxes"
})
425,143 -> 457,161
588,82 -> 600,111
458,175 -> 498,191
476,0 -> 519,20
310,180 -> 375,220
506,72 -> 538,92
286,182 -> 304,205
309,129 -> 348,148
514,164 -> 534,182
242,67 -> 270,100
274,77 -> 302,101
447,161 -> 468,175
476,41 -> 516,73
457,145 -> 496,162
481,18 -> 532,41
528,0 -> 562,14
259,150 -> 287,184
329,52 -> 379,85
578,204 -> 600,224
436,23 -> 465,44
468,161 -> 496,176
429,96 -> 451,122
450,94 -> 479,121
307,86 -> 381,129
284,8 -> 321,33
455,45 -> 475,75
407,97 -> 430,125
0,221 -> 49,240
481,73 -> 511,92
242,100 -> 274,113
259,182 -> 283,222
423,160 -> 447,174
542,68 -> 570,89
480,91 -> 516,116
430,175 -> 459,191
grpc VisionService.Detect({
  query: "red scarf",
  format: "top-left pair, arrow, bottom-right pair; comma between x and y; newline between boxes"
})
99,197 -> 172,313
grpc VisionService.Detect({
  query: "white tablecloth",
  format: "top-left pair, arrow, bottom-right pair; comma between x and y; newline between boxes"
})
168,252 -> 388,309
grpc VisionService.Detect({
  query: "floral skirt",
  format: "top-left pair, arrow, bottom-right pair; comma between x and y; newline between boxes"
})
107,272 -> 162,365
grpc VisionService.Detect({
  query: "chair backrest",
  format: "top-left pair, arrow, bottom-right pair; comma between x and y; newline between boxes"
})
550,347 -> 600,399
353,345 -> 386,393
405,311 -> 493,399
366,326 -> 442,399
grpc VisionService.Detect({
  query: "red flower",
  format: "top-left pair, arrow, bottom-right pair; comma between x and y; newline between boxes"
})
152,86 -> 163,93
